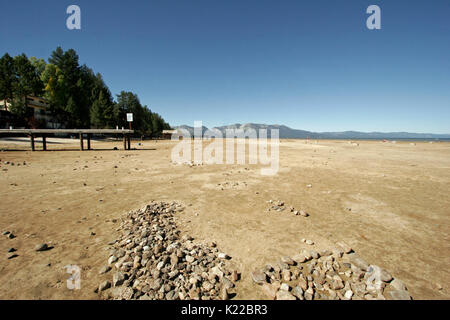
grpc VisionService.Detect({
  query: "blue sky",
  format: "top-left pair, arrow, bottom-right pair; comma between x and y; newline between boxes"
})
1,0 -> 449,133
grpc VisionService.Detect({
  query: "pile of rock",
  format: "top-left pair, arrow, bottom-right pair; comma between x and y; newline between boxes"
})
252,242 -> 412,300
97,201 -> 240,300
267,200 -> 309,217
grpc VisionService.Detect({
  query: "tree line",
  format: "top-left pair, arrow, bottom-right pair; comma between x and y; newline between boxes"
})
0,47 -> 171,136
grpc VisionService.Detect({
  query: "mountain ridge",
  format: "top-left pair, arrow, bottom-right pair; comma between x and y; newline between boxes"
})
174,123 -> 450,139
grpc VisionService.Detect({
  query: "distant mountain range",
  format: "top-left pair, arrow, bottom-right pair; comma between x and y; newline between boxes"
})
175,123 -> 450,140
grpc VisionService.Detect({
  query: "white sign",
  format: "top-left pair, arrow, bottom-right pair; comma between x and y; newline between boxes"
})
126,113 -> 133,122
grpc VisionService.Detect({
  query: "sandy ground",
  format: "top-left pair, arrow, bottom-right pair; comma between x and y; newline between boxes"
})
0,137 -> 449,300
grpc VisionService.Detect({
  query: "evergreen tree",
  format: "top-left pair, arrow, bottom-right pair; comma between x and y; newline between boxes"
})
0,53 -> 16,110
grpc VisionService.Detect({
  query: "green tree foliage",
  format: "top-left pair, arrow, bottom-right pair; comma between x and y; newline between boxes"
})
114,91 -> 171,136
0,53 -> 15,110
5,53 -> 43,118
0,47 -> 171,135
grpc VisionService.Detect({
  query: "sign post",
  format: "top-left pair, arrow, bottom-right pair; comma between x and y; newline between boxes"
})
126,113 -> 133,130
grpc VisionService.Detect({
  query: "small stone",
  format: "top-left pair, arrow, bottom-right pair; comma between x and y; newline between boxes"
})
282,269 -> 291,282
113,272 -> 125,287
348,253 -> 369,271
251,270 -> 267,285
389,290 -> 411,300
304,287 -> 315,300
99,265 -> 111,274
7,253 -> 19,259
336,242 -> 353,254
99,280 -> 111,291
310,250 -> 320,259
35,243 -> 48,251
298,277 -> 308,291
305,239 -> 314,245
280,256 -> 294,265
261,283 -> 278,300
344,290 -> 353,300
292,286 -> 304,300
8,248 -> 16,253
292,254 -> 306,263
220,287 -> 229,300
7,233 -> 15,239
390,279 -> 407,291
433,283 -> 443,291
218,252 -> 229,259
108,255 -> 118,264
202,281 -> 214,291
276,290 -> 296,300
280,283 -> 290,291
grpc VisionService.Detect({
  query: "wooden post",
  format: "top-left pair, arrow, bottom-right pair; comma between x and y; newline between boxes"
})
79,133 -> 84,151
30,135 -> 35,151
87,133 -> 91,150
123,134 -> 127,150
42,135 -> 47,151
127,136 -> 131,150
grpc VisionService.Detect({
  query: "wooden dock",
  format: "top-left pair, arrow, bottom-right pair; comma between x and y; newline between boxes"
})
0,129 -> 134,151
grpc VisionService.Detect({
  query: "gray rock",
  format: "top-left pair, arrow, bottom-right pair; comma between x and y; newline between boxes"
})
348,253 -> 369,271
304,287 -> 314,300
99,265 -> 111,274
108,255 -> 118,264
292,286 -> 304,300
220,287 -> 229,300
389,290 -> 411,300
281,256 -> 294,265
390,279 -> 407,291
35,243 -> 48,251
251,270 -> 267,285
113,272 -> 126,287
99,280 -> 111,291
310,250 -> 320,259
261,283 -> 278,300
276,290 -> 296,300
344,290 -> 353,300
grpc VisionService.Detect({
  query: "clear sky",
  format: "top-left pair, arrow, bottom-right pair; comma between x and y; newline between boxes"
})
1,0 -> 449,133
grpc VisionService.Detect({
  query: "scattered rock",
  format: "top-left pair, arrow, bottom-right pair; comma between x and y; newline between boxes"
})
253,246 -> 412,300
276,290 -> 296,300
261,283 -> 278,299
99,265 -> 112,274
35,243 -> 48,251
251,271 -> 267,285
112,272 -> 125,287
99,281 -> 111,291
348,253 -> 369,271
98,201 -> 240,300
389,290 -> 411,300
